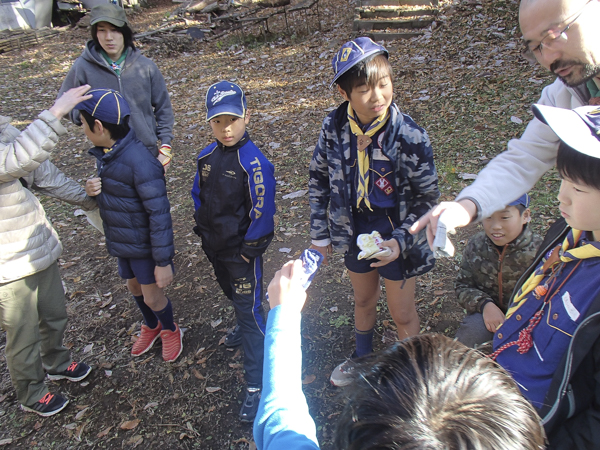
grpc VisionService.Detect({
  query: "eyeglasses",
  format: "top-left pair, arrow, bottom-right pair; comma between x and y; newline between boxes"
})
521,0 -> 593,64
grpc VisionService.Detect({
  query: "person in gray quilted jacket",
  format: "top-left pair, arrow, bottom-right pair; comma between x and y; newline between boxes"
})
0,85 -> 97,417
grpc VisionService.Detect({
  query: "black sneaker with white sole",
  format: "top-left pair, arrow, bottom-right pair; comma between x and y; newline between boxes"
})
21,393 -> 69,417
47,361 -> 91,382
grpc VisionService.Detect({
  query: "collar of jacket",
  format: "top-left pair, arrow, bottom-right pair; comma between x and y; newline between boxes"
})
485,224 -> 535,253
88,128 -> 137,162
215,132 -> 249,152
83,40 -> 139,72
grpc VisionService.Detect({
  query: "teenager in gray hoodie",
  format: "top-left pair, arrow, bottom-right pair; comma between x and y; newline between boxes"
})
58,4 -> 175,170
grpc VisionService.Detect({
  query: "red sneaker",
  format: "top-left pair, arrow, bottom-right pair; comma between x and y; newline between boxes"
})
160,324 -> 183,362
131,323 -> 162,357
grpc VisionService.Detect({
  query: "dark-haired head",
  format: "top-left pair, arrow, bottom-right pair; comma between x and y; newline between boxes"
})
557,141 -> 600,191
334,334 -> 546,450
80,109 -> 130,141
336,54 -> 393,97
91,22 -> 135,54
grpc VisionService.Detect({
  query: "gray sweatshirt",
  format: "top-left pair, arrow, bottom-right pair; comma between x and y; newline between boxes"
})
58,41 -> 174,154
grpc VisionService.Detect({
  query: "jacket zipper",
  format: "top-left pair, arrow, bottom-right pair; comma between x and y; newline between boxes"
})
495,245 -> 507,308
542,311 -> 600,425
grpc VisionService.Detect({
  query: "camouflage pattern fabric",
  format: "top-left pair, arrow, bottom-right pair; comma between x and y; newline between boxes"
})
455,227 -> 542,314
309,102 -> 440,278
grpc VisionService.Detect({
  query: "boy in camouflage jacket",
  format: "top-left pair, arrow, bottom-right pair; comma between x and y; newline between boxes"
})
455,194 -> 541,347
309,38 -> 439,386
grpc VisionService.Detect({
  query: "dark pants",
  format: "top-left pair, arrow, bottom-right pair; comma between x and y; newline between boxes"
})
205,251 -> 266,386
455,313 -> 494,348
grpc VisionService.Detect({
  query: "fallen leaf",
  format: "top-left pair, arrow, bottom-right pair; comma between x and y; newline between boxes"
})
434,290 -> 447,296
97,426 -> 113,438
83,343 -> 94,354
0,438 -> 13,445
75,407 -> 89,420
64,423 -> 78,430
206,386 -> 221,393
120,419 -> 141,430
510,115 -> 523,124
302,374 -> 316,384
144,402 -> 159,410
192,369 -> 205,380
210,318 -> 222,328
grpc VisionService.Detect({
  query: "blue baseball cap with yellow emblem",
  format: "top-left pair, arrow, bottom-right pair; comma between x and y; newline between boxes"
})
75,88 -> 130,125
330,37 -> 389,88
533,104 -> 600,159
205,81 -> 247,122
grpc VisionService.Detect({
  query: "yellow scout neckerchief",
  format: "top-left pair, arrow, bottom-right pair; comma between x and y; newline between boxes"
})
505,229 -> 600,320
347,103 -> 389,210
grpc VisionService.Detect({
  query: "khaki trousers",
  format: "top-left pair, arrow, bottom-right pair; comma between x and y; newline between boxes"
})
0,262 -> 71,406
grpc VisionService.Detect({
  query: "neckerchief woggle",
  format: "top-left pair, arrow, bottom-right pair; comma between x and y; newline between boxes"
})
347,103 -> 389,211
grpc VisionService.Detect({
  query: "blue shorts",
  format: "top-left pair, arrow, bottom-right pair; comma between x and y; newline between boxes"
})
344,211 -> 405,281
117,257 -> 174,285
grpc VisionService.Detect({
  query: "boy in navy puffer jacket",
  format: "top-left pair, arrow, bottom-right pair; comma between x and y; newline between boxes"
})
81,89 -> 183,363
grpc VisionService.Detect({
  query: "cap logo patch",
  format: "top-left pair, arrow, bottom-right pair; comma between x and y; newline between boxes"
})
340,48 -> 352,62
211,89 -> 237,105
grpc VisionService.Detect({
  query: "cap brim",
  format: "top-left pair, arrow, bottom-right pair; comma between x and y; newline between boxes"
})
91,16 -> 126,27
329,49 -> 388,89
533,104 -> 600,159
206,105 -> 245,122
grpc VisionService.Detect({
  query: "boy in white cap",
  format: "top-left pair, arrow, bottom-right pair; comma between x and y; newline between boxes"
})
490,104 -> 600,448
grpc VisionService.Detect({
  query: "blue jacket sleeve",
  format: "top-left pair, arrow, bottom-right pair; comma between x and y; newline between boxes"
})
253,305 -> 320,450
191,165 -> 202,211
241,150 -> 275,258
133,156 -> 174,266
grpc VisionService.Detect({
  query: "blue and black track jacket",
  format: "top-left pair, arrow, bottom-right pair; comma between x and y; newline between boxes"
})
191,134 -> 276,259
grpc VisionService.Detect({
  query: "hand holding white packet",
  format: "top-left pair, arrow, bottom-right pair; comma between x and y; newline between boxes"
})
432,211 -> 455,258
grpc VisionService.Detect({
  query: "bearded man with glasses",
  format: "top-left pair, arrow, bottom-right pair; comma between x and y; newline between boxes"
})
410,0 -> 600,240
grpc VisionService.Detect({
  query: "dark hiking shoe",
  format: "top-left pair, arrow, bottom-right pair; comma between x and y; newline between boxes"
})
239,387 -> 261,422
224,325 -> 242,348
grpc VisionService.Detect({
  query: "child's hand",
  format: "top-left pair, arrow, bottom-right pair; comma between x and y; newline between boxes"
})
483,302 -> 505,332
85,177 -> 102,196
155,265 -> 174,289
49,85 -> 92,119
267,260 -> 307,311
309,243 -> 332,265
370,238 -> 400,268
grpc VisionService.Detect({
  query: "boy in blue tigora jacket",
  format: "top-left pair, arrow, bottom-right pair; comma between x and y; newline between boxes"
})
81,89 -> 183,364
191,81 -> 276,422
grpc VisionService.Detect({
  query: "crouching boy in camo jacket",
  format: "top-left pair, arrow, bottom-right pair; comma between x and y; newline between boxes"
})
455,194 -> 542,347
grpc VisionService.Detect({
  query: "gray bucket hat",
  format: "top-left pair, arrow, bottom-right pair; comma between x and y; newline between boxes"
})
90,4 -> 128,28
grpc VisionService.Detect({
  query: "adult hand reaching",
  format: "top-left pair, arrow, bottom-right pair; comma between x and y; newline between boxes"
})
409,199 -> 477,250
49,85 -> 92,119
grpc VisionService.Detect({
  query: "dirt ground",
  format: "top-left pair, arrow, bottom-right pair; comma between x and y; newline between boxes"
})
0,0 -> 559,448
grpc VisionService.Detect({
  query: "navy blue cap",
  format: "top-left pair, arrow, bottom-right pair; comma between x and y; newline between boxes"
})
75,88 -> 130,125
508,193 -> 530,208
205,81 -> 246,122
330,37 -> 388,88
533,104 -> 600,159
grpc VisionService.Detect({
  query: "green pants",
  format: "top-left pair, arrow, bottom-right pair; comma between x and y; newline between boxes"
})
0,262 -> 72,406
